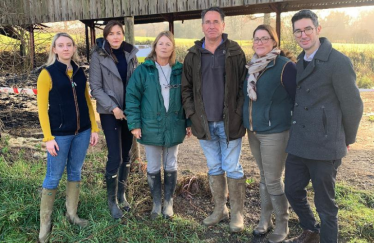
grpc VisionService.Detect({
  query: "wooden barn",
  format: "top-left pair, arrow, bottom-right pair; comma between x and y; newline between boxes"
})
1,0 -> 374,66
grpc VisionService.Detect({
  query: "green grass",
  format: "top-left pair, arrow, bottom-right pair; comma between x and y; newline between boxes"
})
0,136 -> 373,242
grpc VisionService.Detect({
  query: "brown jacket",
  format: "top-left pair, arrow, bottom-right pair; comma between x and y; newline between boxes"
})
181,36 -> 247,141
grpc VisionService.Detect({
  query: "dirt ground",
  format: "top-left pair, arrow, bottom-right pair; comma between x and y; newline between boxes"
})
1,74 -> 373,242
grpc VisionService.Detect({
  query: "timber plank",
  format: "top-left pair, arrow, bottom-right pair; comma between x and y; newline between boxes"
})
122,0 -> 131,16
113,0 -> 121,17
105,0 -> 114,17
158,0 -> 167,14
188,0 -> 198,11
168,0 -> 177,12
149,0 -> 157,14
61,0 -> 68,21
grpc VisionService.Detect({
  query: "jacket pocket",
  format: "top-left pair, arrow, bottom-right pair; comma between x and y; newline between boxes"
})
322,106 -> 327,136
106,90 -> 121,108
265,101 -> 273,127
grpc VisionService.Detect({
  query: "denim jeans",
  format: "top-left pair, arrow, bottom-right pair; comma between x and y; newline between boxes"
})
42,128 -> 91,189
199,121 -> 243,179
100,114 -> 133,176
144,145 -> 179,174
285,154 -> 341,243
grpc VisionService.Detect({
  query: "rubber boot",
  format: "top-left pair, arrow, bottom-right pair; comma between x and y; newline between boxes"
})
253,183 -> 274,236
147,171 -> 162,220
268,194 -> 289,243
117,162 -> 131,212
203,174 -> 229,226
105,174 -> 123,219
163,170 -> 177,219
39,188 -> 56,243
227,176 -> 246,233
65,181 -> 89,227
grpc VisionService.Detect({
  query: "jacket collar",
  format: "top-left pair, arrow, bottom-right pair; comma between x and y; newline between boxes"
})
189,33 -> 241,55
143,59 -> 183,72
297,37 -> 332,62
296,37 -> 332,83
53,59 -> 79,75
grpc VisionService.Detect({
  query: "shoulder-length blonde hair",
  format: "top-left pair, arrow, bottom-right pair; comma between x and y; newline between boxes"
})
46,32 -> 79,66
146,31 -> 176,66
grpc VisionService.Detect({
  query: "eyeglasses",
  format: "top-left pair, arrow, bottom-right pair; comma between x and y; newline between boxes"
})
293,27 -> 314,38
253,37 -> 272,44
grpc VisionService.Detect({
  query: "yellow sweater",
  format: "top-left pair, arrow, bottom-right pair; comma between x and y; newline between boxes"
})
37,69 -> 99,142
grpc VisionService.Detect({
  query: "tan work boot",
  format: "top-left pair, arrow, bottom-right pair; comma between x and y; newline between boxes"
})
283,229 -> 320,243
253,183 -> 273,236
268,194 -> 289,243
65,181 -> 89,227
203,174 -> 229,226
39,188 -> 57,243
227,176 -> 246,232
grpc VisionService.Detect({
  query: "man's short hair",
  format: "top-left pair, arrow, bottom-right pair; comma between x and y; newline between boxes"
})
291,9 -> 319,29
201,7 -> 225,23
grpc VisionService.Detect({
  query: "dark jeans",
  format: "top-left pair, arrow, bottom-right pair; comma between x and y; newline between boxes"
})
285,153 -> 341,243
100,114 -> 133,176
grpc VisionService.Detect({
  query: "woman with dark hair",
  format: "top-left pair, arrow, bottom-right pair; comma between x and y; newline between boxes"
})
126,31 -> 191,219
89,20 -> 138,219
37,32 -> 99,242
243,25 -> 296,243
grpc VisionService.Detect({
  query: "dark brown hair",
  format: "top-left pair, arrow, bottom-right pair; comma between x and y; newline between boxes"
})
253,24 -> 296,62
103,20 -> 124,40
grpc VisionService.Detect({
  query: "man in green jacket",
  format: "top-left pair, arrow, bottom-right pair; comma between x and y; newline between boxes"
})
181,7 -> 247,233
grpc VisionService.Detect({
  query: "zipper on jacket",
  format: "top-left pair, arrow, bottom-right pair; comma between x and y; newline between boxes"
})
249,67 -> 269,131
66,69 -> 80,135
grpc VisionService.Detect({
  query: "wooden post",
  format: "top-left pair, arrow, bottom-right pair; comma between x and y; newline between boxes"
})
85,23 -> 90,62
270,3 -> 281,47
124,16 -> 135,44
28,25 -> 35,69
89,21 -> 96,47
124,16 -> 141,165
169,14 -> 174,34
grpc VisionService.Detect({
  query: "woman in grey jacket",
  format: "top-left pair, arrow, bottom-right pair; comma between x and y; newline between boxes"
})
89,20 -> 138,219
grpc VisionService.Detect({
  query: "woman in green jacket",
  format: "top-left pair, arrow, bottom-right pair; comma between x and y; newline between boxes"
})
125,31 -> 191,219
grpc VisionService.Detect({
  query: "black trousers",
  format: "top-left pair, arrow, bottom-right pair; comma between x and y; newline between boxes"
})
100,114 -> 133,176
285,153 -> 341,243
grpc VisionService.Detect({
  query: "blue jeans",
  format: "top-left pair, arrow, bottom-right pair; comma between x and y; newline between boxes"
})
199,121 -> 244,179
42,128 -> 91,189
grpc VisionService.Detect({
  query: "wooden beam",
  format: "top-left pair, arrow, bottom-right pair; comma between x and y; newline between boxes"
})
124,16 -> 135,45
270,3 -> 281,47
89,21 -> 96,47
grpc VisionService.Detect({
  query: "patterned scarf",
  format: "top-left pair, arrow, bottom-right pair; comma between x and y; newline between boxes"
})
246,48 -> 281,101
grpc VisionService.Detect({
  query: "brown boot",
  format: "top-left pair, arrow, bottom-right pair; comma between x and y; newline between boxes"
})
203,174 -> 229,226
39,188 -> 56,243
227,176 -> 246,233
284,230 -> 320,243
65,181 -> 89,227
253,183 -> 273,236
268,194 -> 289,243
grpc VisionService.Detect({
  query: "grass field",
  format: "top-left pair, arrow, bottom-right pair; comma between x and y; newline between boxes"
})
0,135 -> 373,242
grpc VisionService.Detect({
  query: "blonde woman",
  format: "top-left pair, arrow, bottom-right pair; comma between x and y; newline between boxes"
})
37,32 -> 99,242
126,31 -> 191,219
